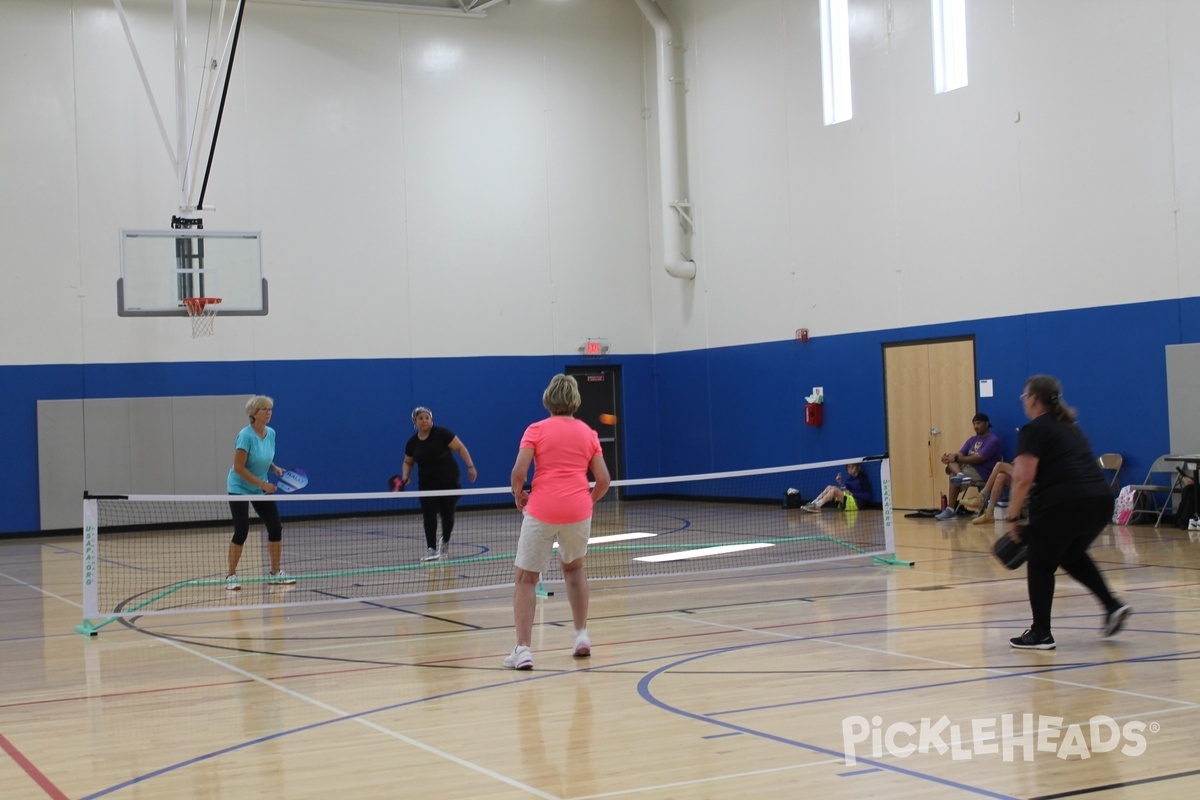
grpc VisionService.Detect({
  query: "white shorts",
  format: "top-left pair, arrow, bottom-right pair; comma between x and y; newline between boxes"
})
514,514 -> 592,574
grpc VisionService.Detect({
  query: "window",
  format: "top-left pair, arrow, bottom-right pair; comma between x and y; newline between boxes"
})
820,0 -> 852,125
932,0 -> 968,93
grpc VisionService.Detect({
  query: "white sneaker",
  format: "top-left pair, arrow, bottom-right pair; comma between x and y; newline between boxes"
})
267,570 -> 296,585
573,629 -> 592,658
503,644 -> 534,670
225,574 -> 241,591
1102,605 -> 1132,638
422,547 -> 440,562
933,507 -> 957,521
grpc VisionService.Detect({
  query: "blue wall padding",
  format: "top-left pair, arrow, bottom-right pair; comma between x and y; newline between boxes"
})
0,298 -> 1186,534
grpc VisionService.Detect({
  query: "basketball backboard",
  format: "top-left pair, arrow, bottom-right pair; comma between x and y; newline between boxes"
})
118,229 -> 268,316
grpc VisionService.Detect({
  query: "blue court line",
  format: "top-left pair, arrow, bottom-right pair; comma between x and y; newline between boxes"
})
76,606 -> 1200,796
635,645 -> 1021,800
699,622 -> 1200,717
630,616 -> 1200,799
76,645 -> 739,799
72,623 -> 1200,799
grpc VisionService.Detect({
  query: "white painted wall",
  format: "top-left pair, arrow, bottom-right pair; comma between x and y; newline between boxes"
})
2,0 -> 1198,364
1,0 -> 653,365
650,0 -> 1200,351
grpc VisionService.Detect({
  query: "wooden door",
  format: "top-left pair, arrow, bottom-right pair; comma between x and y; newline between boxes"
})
885,339 -> 977,509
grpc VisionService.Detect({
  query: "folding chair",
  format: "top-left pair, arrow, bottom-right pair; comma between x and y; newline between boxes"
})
948,472 -> 984,515
1097,453 -> 1123,493
1126,455 -> 1180,527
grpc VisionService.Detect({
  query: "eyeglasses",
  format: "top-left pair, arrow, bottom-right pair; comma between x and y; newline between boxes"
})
1018,393 -> 1029,400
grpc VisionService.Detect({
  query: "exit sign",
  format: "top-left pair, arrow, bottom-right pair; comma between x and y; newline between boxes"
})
579,339 -> 609,357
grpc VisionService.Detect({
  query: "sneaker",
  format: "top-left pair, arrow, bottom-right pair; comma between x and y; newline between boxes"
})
1188,516 -> 1200,531
933,507 -> 957,521
573,629 -> 592,658
267,570 -> 296,585
438,540 -> 448,559
1009,629 -> 1056,650
1102,605 -> 1132,638
422,547 -> 440,562
970,507 -> 994,525
949,472 -> 972,487
226,574 -> 241,591
801,503 -> 820,513
503,644 -> 534,670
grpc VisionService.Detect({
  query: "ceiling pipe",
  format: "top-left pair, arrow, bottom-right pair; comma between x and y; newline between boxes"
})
632,0 -> 695,280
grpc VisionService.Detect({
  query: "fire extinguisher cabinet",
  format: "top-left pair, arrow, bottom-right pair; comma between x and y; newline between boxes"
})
805,403 -> 823,426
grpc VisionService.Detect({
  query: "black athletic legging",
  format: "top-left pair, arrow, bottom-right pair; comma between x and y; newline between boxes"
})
228,498 -> 283,545
1024,494 -> 1120,636
419,495 -> 459,548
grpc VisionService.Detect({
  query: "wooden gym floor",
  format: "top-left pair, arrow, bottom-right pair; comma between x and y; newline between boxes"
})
2,514 -> 1199,799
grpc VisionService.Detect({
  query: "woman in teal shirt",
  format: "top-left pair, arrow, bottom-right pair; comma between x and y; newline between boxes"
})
225,395 -> 295,590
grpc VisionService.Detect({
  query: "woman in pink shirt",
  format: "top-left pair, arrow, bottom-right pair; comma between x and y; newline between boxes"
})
505,374 -> 611,670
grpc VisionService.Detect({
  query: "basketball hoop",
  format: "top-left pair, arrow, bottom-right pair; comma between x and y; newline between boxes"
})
183,297 -> 221,338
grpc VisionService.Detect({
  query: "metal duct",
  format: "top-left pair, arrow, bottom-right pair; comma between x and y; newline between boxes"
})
632,0 -> 695,280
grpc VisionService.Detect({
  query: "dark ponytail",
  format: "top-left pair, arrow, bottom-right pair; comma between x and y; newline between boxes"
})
1025,374 -> 1077,424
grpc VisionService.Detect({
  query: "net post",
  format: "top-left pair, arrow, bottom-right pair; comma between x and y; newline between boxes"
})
78,497 -> 102,635
873,458 -> 914,566
536,581 -> 554,597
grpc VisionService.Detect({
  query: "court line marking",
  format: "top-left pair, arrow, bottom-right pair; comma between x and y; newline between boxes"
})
77,635 -> 560,800
0,569 -> 82,609
646,615 -> 1200,765
23,540 -> 1197,798
24,596 -> 1199,799
569,759 -> 842,799
634,648 -> 1019,800
671,613 -> 1200,710
0,733 -> 71,800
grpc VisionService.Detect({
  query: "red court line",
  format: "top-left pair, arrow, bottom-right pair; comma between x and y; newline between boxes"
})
0,733 -> 70,800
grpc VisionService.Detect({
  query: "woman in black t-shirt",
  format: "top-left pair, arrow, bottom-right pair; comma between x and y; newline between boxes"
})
401,406 -> 477,561
1004,375 -> 1131,650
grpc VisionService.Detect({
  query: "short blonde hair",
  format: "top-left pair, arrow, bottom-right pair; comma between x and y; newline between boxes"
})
542,374 -> 580,415
245,395 -> 274,421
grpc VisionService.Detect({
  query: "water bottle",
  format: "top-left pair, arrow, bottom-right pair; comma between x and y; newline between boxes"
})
940,493 -> 948,511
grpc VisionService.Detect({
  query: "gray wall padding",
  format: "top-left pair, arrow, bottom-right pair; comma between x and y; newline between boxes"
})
38,396 -> 248,530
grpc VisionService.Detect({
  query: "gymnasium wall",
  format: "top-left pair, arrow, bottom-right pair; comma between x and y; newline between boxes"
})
2,0 -> 1199,534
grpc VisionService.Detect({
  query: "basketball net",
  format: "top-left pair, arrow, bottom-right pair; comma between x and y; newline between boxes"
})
183,297 -> 221,338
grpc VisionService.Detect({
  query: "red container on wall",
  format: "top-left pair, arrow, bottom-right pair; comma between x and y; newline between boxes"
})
804,403 -> 823,426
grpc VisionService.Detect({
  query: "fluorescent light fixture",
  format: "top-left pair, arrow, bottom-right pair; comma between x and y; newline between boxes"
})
932,0 -> 968,93
635,543 -> 775,563
553,532 -> 658,549
588,532 -> 659,544
819,0 -> 853,125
